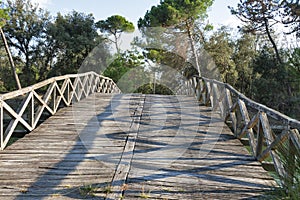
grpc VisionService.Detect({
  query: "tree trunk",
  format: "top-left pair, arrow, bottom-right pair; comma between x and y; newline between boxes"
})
186,22 -> 201,77
113,33 -> 120,54
0,27 -> 22,90
264,18 -> 282,64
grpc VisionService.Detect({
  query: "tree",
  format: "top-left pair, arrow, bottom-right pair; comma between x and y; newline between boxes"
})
138,0 -> 214,77
96,15 -> 134,53
280,0 -> 300,37
103,50 -> 144,83
47,11 -> 102,76
233,31 -> 257,95
285,47 -> 300,118
0,1 -> 21,90
251,46 -> 290,112
205,27 -> 238,84
229,0 -> 283,63
4,0 -> 51,86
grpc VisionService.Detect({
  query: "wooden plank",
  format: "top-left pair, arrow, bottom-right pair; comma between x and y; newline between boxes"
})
259,112 -> 286,179
0,94 -> 277,199
0,72 -> 117,101
123,95 -> 275,200
0,102 -> 3,150
256,119 -> 264,158
239,112 -> 260,140
237,99 -> 257,155
107,95 -> 144,200
224,89 -> 238,136
290,129 -> 300,156
257,130 -> 289,162
205,81 -> 212,106
2,94 -> 33,148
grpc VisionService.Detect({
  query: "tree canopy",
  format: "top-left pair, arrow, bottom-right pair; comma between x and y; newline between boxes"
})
138,0 -> 214,76
0,0 -> 299,122
138,0 -> 214,29
96,15 -> 134,53
4,0 -> 51,85
47,11 -> 101,76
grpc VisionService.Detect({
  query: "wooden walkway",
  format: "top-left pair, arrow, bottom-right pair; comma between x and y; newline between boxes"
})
0,94 -> 276,199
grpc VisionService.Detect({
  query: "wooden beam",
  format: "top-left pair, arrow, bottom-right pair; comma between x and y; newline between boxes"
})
290,129 -> 300,156
257,130 -> 289,162
0,102 -> 3,150
237,99 -> 257,155
259,112 -> 286,179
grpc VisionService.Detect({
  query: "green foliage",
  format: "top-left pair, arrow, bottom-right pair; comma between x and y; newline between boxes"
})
79,184 -> 96,197
47,11 -> 101,76
103,50 -> 145,83
250,46 -> 300,119
266,139 -> 300,199
138,0 -> 214,29
144,48 -> 194,75
233,32 -> 257,95
284,48 -> 300,119
204,26 -> 238,84
0,1 -> 9,27
229,0 -> 282,63
279,0 -> 300,37
4,0 -> 51,86
135,83 -> 174,95
204,25 -> 300,119
97,15 -> 134,35
96,15 -> 134,53
138,0 -> 214,76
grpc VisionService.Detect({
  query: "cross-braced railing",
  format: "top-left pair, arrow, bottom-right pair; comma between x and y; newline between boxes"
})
0,72 -> 121,150
178,76 -> 300,186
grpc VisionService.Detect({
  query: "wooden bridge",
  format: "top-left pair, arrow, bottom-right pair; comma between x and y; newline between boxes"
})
0,72 -> 299,199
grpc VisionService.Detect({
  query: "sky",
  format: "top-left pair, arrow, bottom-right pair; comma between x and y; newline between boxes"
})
27,0 -> 242,52
31,0 -> 241,29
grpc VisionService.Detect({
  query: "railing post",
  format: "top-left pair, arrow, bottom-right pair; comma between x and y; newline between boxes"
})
30,91 -> 34,128
0,100 -> 3,150
53,83 -> 57,112
186,75 -> 300,186
287,132 -> 296,184
0,72 -> 121,150
260,112 -> 286,179
255,119 -> 264,158
193,77 -> 200,101
205,80 -> 211,106
212,83 -> 221,111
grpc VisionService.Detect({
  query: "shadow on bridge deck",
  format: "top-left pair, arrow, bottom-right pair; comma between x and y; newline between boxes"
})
0,94 -> 276,200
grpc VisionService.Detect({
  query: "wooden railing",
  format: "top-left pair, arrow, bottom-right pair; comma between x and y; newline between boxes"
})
179,76 -> 300,185
0,72 -> 121,150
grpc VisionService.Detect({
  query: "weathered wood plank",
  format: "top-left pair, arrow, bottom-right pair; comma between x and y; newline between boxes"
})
0,94 -> 276,200
122,95 -> 275,200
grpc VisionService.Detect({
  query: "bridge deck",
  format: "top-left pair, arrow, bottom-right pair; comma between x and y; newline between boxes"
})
0,94 -> 276,199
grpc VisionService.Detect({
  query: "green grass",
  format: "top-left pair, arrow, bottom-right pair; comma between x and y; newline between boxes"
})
242,137 -> 299,199
102,185 -> 112,194
267,142 -> 300,199
79,184 -> 97,197
139,185 -> 150,199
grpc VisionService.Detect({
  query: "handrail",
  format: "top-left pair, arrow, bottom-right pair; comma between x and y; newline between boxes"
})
178,75 -> 300,186
0,72 -> 121,150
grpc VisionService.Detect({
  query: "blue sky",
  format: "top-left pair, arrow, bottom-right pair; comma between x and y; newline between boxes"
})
32,0 -> 241,28
29,0 -> 242,52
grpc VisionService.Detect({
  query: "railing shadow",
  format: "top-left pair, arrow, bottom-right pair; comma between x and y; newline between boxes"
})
15,94 -> 129,199
14,94 -> 274,199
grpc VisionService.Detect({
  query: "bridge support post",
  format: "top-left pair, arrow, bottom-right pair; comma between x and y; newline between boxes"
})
0,102 -> 3,150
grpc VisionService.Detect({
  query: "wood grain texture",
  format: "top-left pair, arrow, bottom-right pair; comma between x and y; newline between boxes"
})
183,76 -> 300,186
0,94 -> 275,199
